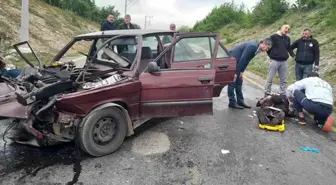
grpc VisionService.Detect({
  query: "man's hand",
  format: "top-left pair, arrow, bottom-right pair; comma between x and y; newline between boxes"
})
239,72 -> 243,80
313,65 -> 319,72
233,74 -> 237,81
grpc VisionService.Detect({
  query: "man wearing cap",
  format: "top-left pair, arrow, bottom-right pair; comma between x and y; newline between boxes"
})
228,38 -> 273,109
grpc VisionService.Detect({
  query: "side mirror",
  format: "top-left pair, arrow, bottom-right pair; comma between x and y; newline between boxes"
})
147,62 -> 159,73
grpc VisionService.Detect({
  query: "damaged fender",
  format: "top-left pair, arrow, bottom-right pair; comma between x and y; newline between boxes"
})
78,103 -> 134,136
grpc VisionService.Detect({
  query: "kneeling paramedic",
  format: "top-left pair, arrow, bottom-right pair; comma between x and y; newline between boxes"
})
286,72 -> 333,127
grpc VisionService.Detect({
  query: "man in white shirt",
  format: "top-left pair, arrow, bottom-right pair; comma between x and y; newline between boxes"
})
286,72 -> 333,127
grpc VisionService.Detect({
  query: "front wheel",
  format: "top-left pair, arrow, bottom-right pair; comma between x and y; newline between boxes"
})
78,107 -> 128,157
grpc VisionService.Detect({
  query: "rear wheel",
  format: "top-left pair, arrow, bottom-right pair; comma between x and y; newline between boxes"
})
78,107 -> 128,157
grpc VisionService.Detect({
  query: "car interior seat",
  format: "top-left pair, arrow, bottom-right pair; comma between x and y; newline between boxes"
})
139,47 -> 153,73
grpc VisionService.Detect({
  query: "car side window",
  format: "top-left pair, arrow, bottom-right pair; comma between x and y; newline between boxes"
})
142,36 -> 159,58
160,35 -> 173,45
209,37 -> 229,58
217,45 -> 229,58
173,37 -> 214,62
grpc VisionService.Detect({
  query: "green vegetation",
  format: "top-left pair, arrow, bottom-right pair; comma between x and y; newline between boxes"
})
39,0 -> 141,28
192,0 -> 336,108
177,25 -> 191,33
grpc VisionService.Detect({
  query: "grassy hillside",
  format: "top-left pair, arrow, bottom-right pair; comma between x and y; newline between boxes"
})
219,10 -> 336,107
0,0 -> 100,66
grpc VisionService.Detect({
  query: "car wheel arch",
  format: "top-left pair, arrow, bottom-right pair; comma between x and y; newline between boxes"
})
79,103 -> 134,136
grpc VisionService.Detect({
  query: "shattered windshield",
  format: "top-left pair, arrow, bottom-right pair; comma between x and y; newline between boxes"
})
57,39 -> 94,68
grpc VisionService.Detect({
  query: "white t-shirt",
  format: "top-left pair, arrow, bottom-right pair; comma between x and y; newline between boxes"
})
286,77 -> 333,106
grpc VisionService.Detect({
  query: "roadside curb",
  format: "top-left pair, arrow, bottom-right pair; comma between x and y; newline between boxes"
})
243,72 -> 336,133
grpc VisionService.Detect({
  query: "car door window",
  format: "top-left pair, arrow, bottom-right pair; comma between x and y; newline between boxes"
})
173,37 -> 214,62
210,38 -> 229,58
142,36 -> 159,58
160,35 -> 173,45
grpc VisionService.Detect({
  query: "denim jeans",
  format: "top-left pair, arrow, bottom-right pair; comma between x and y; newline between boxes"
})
295,63 -> 313,81
293,90 -> 333,124
228,77 -> 244,105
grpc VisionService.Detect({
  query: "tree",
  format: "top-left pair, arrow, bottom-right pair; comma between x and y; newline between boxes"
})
39,0 -> 120,24
251,0 -> 289,25
178,25 -> 190,32
191,2 -> 250,32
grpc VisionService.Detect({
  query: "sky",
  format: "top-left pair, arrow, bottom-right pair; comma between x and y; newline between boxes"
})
95,0 -> 297,30
95,0 -> 260,29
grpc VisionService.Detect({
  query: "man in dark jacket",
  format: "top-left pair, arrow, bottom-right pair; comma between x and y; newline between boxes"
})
101,14 -> 117,31
117,14 -> 136,53
228,38 -> 273,109
290,28 -> 320,80
117,14 -> 136,30
265,25 -> 295,96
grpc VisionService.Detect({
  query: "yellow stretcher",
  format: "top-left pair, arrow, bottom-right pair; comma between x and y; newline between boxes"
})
258,120 -> 285,132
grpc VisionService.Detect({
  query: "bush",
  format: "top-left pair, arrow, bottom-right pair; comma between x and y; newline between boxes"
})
191,2 -> 250,32
251,0 -> 289,25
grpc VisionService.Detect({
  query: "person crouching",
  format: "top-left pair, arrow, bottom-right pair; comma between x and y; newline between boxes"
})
286,72 -> 334,128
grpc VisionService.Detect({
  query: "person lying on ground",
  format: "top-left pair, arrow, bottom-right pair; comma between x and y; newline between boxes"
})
256,93 -> 286,126
286,72 -> 333,128
256,92 -> 295,117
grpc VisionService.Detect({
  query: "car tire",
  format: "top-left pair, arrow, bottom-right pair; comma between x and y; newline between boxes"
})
78,107 -> 128,157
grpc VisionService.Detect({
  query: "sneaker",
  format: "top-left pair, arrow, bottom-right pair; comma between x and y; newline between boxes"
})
321,116 -> 334,132
298,117 -> 306,125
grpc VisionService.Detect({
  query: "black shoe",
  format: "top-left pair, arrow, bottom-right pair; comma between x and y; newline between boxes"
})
229,103 -> 244,109
238,103 -> 251,109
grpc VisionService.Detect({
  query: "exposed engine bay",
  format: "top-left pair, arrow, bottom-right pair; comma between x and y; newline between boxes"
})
1,40 -> 131,147
9,62 -> 128,146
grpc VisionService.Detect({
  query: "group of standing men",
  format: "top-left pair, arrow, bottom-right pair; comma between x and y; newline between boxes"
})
228,24 -> 333,129
101,14 -> 137,31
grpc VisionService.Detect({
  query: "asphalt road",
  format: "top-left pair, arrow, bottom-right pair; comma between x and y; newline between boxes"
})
0,81 -> 336,185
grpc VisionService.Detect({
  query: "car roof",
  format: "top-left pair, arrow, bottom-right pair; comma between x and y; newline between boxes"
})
74,29 -> 175,39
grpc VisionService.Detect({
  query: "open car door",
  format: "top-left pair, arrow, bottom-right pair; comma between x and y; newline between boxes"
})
139,35 -> 216,118
168,33 -> 236,97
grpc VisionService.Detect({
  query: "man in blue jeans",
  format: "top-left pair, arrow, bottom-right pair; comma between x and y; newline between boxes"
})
286,72 -> 333,127
228,38 -> 273,109
290,28 -> 320,80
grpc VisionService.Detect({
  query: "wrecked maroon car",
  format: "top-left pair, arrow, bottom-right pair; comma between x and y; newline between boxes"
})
0,30 -> 236,157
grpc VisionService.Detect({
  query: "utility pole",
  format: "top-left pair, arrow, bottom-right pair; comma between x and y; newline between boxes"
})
125,0 -> 127,16
20,0 -> 29,42
144,15 -> 153,29
125,0 -> 138,16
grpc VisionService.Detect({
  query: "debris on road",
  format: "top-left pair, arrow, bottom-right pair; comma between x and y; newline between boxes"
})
221,149 -> 230,154
300,147 -> 319,153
